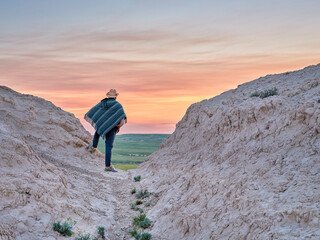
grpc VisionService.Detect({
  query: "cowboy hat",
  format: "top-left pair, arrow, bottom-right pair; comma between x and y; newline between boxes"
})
106,89 -> 119,98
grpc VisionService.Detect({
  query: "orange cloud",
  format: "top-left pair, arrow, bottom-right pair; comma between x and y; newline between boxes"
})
1,28 -> 319,133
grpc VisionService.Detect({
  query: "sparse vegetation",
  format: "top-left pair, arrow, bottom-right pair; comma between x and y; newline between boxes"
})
139,218 -> 152,229
130,203 -> 144,213
97,226 -> 105,239
133,214 -> 152,229
129,228 -> 138,237
75,232 -> 91,240
129,175 -> 153,239
250,87 -> 278,98
136,232 -> 152,240
133,214 -> 146,227
52,218 -> 76,236
130,203 -> 137,210
136,189 -> 150,199
52,219 -> 107,240
129,214 -> 152,239
134,175 -> 141,182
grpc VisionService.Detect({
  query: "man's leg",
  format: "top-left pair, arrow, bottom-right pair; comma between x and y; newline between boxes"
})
104,127 -> 117,167
92,131 -> 100,148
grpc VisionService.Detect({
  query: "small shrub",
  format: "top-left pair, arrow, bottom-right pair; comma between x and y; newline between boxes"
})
133,214 -> 146,227
52,222 -> 60,230
52,218 -> 76,236
136,190 -> 150,199
250,87 -> 278,98
75,232 -> 91,240
135,233 -> 141,240
97,226 -> 105,238
134,175 -> 141,182
131,203 -> 144,212
136,200 -> 143,205
250,91 -> 260,98
129,228 -> 138,237
140,232 -> 152,240
144,202 -> 151,207
131,187 -> 137,194
130,203 -> 137,210
133,214 -> 152,229
139,218 -> 152,229
135,232 -> 152,240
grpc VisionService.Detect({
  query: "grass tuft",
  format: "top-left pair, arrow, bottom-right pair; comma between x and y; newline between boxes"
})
129,228 -> 138,237
130,203 -> 137,211
133,214 -> 152,229
136,189 -> 150,199
135,232 -> 152,240
250,87 -> 278,98
97,226 -> 105,238
52,218 -> 76,236
139,218 -> 152,229
75,232 -> 91,240
133,214 -> 146,226
130,203 -> 144,213
134,175 -> 141,182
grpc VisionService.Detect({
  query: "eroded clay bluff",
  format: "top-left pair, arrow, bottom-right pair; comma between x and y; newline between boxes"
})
0,86 -> 137,240
135,64 -> 320,240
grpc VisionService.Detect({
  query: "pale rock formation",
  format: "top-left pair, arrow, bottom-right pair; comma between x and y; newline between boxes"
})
0,86 -> 131,240
135,64 -> 320,239
1,63 -> 319,240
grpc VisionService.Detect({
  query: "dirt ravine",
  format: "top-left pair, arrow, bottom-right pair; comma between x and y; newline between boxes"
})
1,63 -> 320,240
0,85 -> 152,240
46,152 -> 141,240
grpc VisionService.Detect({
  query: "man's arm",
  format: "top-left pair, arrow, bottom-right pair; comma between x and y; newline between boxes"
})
116,117 -> 127,129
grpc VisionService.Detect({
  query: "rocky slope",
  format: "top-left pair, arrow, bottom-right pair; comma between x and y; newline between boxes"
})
0,86 -> 138,240
135,64 -> 320,239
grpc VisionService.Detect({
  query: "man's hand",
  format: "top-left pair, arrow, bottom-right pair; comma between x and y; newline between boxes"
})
116,118 -> 127,129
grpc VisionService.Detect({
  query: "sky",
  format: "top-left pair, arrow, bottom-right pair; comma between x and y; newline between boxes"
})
0,0 -> 319,134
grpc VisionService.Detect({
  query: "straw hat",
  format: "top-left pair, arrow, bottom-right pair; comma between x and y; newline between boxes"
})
106,89 -> 119,98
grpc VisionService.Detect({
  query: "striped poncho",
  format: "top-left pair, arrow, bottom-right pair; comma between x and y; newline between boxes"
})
84,98 -> 126,140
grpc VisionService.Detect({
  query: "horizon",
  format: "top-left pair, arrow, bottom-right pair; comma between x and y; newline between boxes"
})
95,133 -> 171,135
1,0 -> 320,134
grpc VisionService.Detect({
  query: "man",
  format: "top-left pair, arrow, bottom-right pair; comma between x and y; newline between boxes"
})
84,89 -> 127,172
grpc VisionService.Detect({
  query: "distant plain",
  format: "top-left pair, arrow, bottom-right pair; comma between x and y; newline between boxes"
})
97,134 -> 169,170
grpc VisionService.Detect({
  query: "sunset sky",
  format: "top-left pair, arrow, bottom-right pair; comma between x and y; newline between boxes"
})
1,0 -> 319,134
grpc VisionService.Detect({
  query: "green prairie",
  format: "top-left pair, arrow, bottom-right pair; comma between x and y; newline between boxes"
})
97,134 -> 169,170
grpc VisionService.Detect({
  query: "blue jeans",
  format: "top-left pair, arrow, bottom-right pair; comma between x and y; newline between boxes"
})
92,127 -> 117,167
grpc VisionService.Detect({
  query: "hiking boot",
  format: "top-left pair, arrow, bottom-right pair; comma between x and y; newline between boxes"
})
105,166 -> 117,172
88,143 -> 96,153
